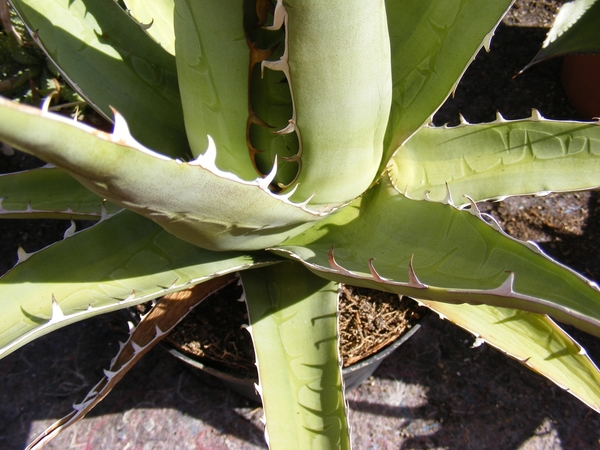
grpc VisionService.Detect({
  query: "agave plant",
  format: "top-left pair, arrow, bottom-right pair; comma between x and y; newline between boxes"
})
1,0 -> 600,448
526,0 -> 600,67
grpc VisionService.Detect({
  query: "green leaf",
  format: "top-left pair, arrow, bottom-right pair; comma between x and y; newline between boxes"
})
173,0 -> 254,177
174,0 -> 392,205
9,0 -> 188,158
0,209 -> 279,359
272,178 -> 600,339
124,0 -> 175,55
526,0 -> 600,67
242,263 -> 349,450
421,301 -> 600,413
383,0 -> 514,163
389,113 -> 600,205
0,98 -> 328,251
0,167 -> 120,219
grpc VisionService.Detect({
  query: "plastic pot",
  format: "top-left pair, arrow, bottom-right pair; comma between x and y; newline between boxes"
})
164,323 -> 422,403
562,53 -> 600,120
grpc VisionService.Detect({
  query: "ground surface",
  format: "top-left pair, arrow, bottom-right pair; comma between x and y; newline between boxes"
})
1,4 -> 600,450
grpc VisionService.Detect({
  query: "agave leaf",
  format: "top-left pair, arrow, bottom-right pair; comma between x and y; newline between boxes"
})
272,178 -> 600,338
0,167 -> 120,219
8,0 -> 188,158
421,301 -> 600,413
242,263 -> 349,450
174,0 -> 392,205
124,0 -> 175,56
27,275 -> 237,450
0,209 -> 279,359
390,112 -> 600,205
0,98 -> 332,250
525,0 -> 600,68
383,0 -> 514,161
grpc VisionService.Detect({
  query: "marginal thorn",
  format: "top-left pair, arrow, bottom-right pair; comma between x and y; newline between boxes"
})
264,0 -> 285,31
63,221 -> 76,239
471,337 -> 485,348
368,258 -> 387,283
297,192 -> 316,210
131,341 -> 144,355
443,183 -> 454,206
17,246 -> 30,263
531,109 -> 543,121
407,256 -> 427,289
103,369 -> 117,379
277,183 -> 299,201
463,195 -> 481,217
51,295 -> 67,321
100,200 -> 109,221
258,157 -> 278,190
154,324 -> 167,338
327,246 -> 355,277
487,272 -> 516,297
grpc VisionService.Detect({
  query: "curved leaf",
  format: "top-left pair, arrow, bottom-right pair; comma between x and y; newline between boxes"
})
174,0 -> 392,205
124,0 -> 175,55
0,98 -> 331,251
0,167 -> 120,219
9,0 -> 188,158
383,0 -> 514,162
27,275 -> 237,450
526,0 -> 600,67
272,178 -> 600,339
421,301 -> 600,413
0,209 -> 279,359
242,263 -> 349,450
390,113 -> 600,205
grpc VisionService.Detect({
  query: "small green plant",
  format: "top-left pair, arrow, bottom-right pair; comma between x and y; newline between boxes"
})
1,1 -> 600,448
526,0 -> 600,67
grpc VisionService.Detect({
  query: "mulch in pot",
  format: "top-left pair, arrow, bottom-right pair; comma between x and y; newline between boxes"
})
148,282 -> 428,378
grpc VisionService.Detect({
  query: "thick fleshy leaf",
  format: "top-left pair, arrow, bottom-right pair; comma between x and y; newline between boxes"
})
272,178 -> 600,339
124,0 -> 175,55
9,0 -> 188,158
174,0 -> 392,205
389,113 -> 600,205
420,301 -> 600,413
383,0 -> 514,161
242,263 -> 349,450
525,0 -> 600,68
0,167 -> 120,219
0,98 -> 331,251
0,209 -> 279,359
27,275 -> 237,450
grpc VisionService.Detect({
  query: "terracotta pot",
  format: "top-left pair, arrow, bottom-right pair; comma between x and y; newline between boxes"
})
562,54 -> 600,120
165,322 -> 422,402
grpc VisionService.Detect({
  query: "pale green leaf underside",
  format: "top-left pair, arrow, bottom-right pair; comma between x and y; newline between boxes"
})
383,0 -> 514,162
0,98 -> 327,251
527,0 -> 600,66
0,167 -> 120,219
421,301 -> 600,413
0,209 -> 279,359
9,0 -> 188,158
124,0 -> 175,55
242,264 -> 349,450
390,115 -> 600,205
273,179 -> 600,338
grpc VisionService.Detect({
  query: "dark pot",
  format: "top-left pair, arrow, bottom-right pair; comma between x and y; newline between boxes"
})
562,53 -> 600,120
164,323 -> 422,403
